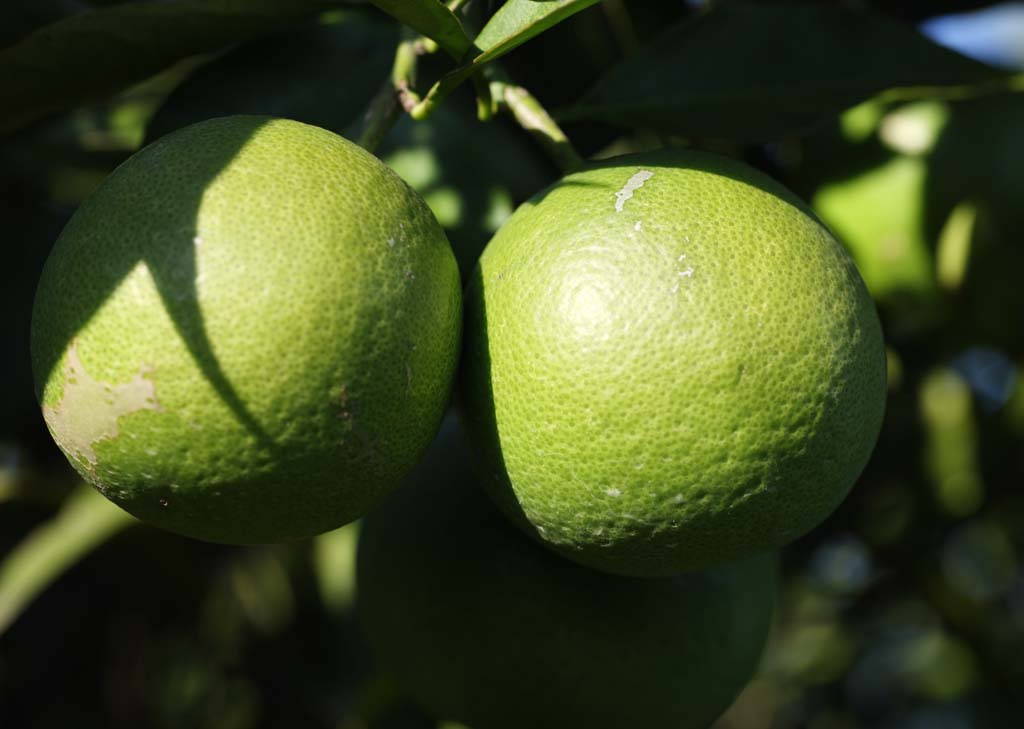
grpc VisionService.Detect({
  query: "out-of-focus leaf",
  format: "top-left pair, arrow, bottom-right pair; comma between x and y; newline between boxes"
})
1005,369 -> 1024,434
0,0 -> 337,134
942,520 -> 1017,603
768,621 -> 857,685
380,106 -> 552,278
559,3 -> 1008,140
814,155 -> 936,300
935,200 -> 977,291
839,99 -> 889,143
227,549 -> 295,635
0,0 -> 87,48
903,630 -> 978,700
926,93 -> 1024,349
920,369 -> 983,518
313,522 -> 360,616
0,485 -> 135,635
877,101 -> 950,156
368,0 -> 470,59
926,92 -> 1024,239
413,0 -> 601,117
145,12 -> 397,142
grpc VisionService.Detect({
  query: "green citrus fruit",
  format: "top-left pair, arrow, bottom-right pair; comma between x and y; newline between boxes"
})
357,422 -> 777,729
31,116 -> 461,543
461,149 -> 886,576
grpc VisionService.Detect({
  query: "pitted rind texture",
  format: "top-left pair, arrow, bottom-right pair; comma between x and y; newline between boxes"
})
31,116 -> 461,543
460,149 -> 886,576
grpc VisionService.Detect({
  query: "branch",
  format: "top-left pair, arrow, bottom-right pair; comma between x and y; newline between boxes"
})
491,74 -> 583,173
354,35 -> 427,153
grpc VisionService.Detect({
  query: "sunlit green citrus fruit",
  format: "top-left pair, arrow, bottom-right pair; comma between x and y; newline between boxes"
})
357,422 -> 777,729
461,149 -> 886,576
31,116 -> 461,543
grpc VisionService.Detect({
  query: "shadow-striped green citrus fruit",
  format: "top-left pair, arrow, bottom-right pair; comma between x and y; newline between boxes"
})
461,149 -> 886,576
357,421 -> 776,729
31,116 -> 461,543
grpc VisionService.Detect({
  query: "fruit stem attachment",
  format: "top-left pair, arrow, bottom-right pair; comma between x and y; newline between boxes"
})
489,72 -> 583,173
355,33 -> 426,153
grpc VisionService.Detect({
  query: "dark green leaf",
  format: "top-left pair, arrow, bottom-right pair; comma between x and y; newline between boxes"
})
145,12 -> 397,142
559,3 -> 1010,141
0,0 -> 335,134
369,0 -> 471,58
0,0 -> 86,48
413,0 -> 601,118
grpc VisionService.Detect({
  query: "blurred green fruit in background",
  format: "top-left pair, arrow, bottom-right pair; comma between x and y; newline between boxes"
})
357,422 -> 777,729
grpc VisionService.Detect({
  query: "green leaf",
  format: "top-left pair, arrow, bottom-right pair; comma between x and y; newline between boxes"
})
145,12 -> 397,142
0,485 -> 135,635
813,155 -> 936,300
412,0 -> 601,118
0,0 -> 84,48
472,0 -> 601,66
369,0 -> 471,58
0,0 -> 336,134
558,3 -> 1010,141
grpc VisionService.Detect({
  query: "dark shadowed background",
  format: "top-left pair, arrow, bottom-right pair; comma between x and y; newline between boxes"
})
2,1 -> 1024,727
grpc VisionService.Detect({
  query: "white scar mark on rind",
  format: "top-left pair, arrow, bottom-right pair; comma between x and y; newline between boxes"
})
615,170 -> 654,213
42,340 -> 162,468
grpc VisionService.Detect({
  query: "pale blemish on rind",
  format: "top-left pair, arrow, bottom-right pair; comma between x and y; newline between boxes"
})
42,340 -> 161,469
614,169 -> 654,213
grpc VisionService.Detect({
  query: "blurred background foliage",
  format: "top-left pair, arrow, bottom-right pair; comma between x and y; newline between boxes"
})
2,1 -> 1024,727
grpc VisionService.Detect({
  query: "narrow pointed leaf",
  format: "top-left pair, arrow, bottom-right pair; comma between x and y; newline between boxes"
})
145,13 -> 397,141
558,3 -> 1010,141
413,0 -> 600,117
369,0 -> 471,58
471,0 -> 601,66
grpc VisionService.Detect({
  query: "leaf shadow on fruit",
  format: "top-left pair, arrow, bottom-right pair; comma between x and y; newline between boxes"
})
455,264 -> 535,537
140,11 -> 558,285
456,150 -> 827,533
34,116 -> 279,454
